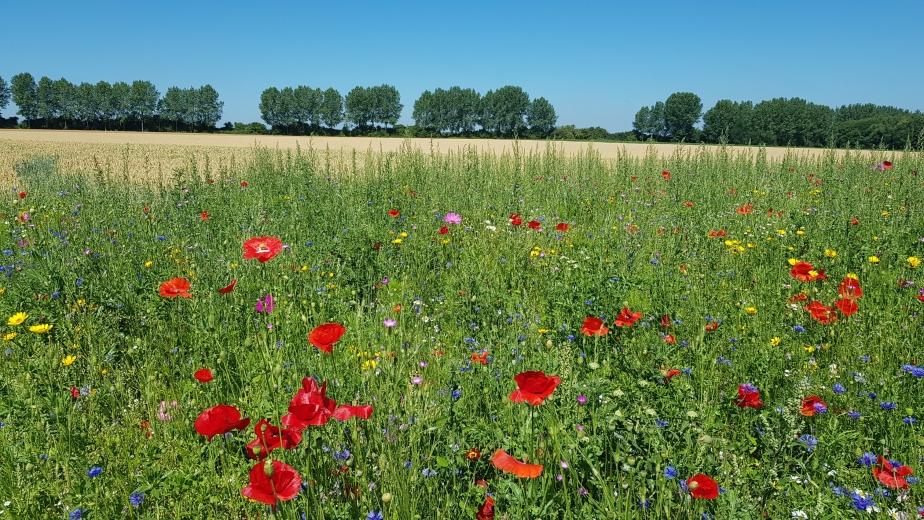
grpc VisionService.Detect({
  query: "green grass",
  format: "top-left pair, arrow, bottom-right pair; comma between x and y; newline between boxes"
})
1,144 -> 922,519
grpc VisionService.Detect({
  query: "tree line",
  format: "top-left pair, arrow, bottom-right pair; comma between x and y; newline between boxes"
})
634,92 -> 924,149
0,73 -> 222,131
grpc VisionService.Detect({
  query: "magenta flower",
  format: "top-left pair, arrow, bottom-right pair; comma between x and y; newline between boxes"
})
383,318 -> 397,328
443,212 -> 462,225
256,294 -> 275,314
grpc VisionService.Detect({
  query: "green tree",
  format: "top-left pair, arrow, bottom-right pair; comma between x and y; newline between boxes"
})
75,82 -> 97,129
37,76 -> 57,127
259,87 -> 281,129
346,86 -> 374,129
294,86 -> 322,130
129,80 -> 159,131
632,101 -> 665,140
526,96 -> 557,136
0,76 -> 10,118
482,85 -> 530,137
412,89 -> 438,132
53,78 -> 77,128
194,85 -> 223,130
319,88 -> 343,129
663,92 -> 702,141
94,81 -> 116,129
159,87 -> 187,131
10,73 -> 38,125
449,87 -> 481,134
702,100 -> 753,144
370,85 -> 402,128
111,81 -> 131,129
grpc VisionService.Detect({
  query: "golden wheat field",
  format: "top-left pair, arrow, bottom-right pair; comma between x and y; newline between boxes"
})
0,129 -> 902,185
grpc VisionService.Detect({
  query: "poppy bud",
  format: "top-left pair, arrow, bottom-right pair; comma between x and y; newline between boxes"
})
381,492 -> 393,503
263,459 -> 274,477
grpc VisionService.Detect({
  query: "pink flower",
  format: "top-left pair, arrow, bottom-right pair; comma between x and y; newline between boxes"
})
255,294 -> 275,314
383,318 -> 397,328
443,212 -> 462,225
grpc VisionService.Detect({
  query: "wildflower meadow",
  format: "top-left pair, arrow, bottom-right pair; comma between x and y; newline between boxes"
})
1,145 -> 923,519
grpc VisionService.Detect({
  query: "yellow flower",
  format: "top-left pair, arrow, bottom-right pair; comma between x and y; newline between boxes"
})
744,306 -> 757,315
770,337 -> 781,347
3,332 -> 16,341
787,258 -> 798,266
440,238 -> 451,245
777,229 -> 787,236
143,260 -> 153,268
796,228 -> 806,236
391,238 -> 403,245
824,249 -> 837,258
29,324 -> 53,334
61,355 -> 77,366
868,256 -> 880,264
7,312 -> 27,326
399,231 -> 408,238
537,328 -> 550,334
845,272 -> 859,280
0,287 -> 5,296
908,256 -> 921,268
881,211 -> 890,219
361,359 -> 378,371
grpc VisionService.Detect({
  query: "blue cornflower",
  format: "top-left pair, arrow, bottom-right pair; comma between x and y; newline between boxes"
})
679,479 -> 689,492
451,388 -> 462,400
69,509 -> 84,520
793,324 -> 806,333
902,364 -> 924,378
655,419 -> 669,428
334,448 -> 351,461
366,511 -> 384,520
847,410 -> 862,420
681,367 -> 693,376
904,416 -> 917,425
849,491 -> 876,512
421,468 -> 437,477
832,383 -> 846,394
87,466 -> 103,478
859,355 -> 870,363
798,434 -> 818,452
664,466 -> 678,479
858,452 -> 877,467
129,492 -> 145,507
880,402 -> 896,411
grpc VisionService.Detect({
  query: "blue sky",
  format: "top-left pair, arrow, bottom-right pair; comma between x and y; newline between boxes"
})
3,1 -> 922,130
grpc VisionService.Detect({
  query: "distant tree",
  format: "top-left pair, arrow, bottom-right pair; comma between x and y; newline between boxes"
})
663,92 -> 702,141
0,76 -> 10,118
74,82 -> 97,129
194,85 -> 223,130
481,85 -> 530,137
702,100 -> 753,144
412,90 -> 437,132
94,81 -> 117,129
370,84 -> 402,128
526,96 -> 557,136
293,85 -> 321,130
259,87 -> 281,129
129,80 -> 159,131
53,78 -> 77,128
449,86 -> 481,134
159,87 -> 187,131
751,97 -> 834,147
632,101 -> 665,140
275,86 -> 298,131
346,86 -> 374,129
111,81 -> 131,129
37,76 -> 57,127
319,88 -> 343,129
11,73 -> 39,125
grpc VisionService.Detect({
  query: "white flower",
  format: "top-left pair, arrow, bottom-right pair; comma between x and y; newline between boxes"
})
791,511 -> 808,519
485,225 -> 497,232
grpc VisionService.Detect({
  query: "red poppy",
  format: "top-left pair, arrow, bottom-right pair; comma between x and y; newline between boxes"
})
804,300 -> 837,324
70,386 -> 79,400
872,456 -> 913,489
308,322 -> 346,354
18,191 -> 27,199
683,200 -> 695,208
509,213 -> 523,226
881,160 -> 893,171
788,292 -> 808,304
471,351 -> 489,365
243,236 -> 283,263
282,378 -> 372,431
662,368 -> 681,382
735,384 -> 762,409
388,209 -> 400,218
555,222 -> 569,232
708,229 -> 727,238
159,277 -> 191,298
509,371 -> 560,406
613,307 -> 642,328
687,473 -> 719,500
218,279 -> 237,294
850,217 -> 860,225
200,210 -> 209,221
240,180 -> 249,187
194,404 -> 251,440
790,261 -> 826,282
735,202 -> 753,215
580,316 -> 609,336
662,333 -> 676,345
799,395 -> 828,416
476,495 -> 495,520
838,275 -> 863,300
527,220 -> 542,231
490,449 -> 543,478
660,314 -> 672,329
704,321 -> 719,332
917,294 -> 924,303
245,419 -> 302,460
143,205 -> 150,214
194,368 -> 213,383
661,170 -> 671,181
835,298 -> 858,317
438,226 -> 449,235
241,460 -> 301,506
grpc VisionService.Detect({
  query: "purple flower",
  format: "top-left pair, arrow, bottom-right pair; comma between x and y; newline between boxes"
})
129,492 -> 145,507
576,394 -> 587,405
902,364 -> 924,378
443,212 -> 462,225
383,318 -> 397,328
903,416 -> 917,425
858,452 -> 877,467
87,466 -> 103,478
255,294 -> 274,314
664,466 -> 678,479
880,402 -> 896,411
832,383 -> 846,394
798,434 -> 818,452
847,410 -> 862,420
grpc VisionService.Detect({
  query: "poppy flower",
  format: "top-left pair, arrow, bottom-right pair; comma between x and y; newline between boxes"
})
194,404 -> 251,440
662,333 -> 676,345
509,371 -> 560,405
872,456 -> 913,489
683,200 -> 695,208
660,314 -> 672,329
490,449 -> 543,478
466,448 -> 482,461
159,277 -> 191,298
308,323 -> 346,354
471,351 -> 489,365
788,292 -> 808,304
240,180 -> 249,188
282,378 -> 372,431
790,261 -> 826,282
388,209 -> 400,218
476,495 -> 495,520
878,161 -> 894,171
18,191 -> 27,199
850,217 -> 860,225
800,395 -> 828,416
245,419 -> 302,460
735,383 -> 762,409
194,368 -> 213,383
70,387 -> 80,400
835,298 -> 858,317
661,170 -> 672,181
241,460 -> 301,506
735,202 -> 753,215
804,301 -> 837,324
838,275 -> 863,300
527,220 -> 542,231
708,229 -> 727,238
509,213 -> 523,226
200,211 -> 209,221
242,236 -> 283,263
555,223 -> 569,232
580,316 -> 609,336
687,474 -> 719,500
614,307 -> 642,328
218,279 -> 237,294
438,226 -> 449,235
704,321 -> 719,332
662,368 -> 681,382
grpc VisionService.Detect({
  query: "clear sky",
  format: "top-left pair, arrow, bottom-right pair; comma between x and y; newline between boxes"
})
2,1 -> 922,130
